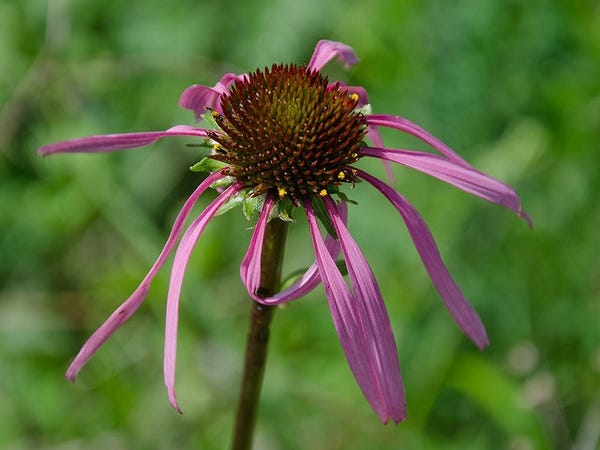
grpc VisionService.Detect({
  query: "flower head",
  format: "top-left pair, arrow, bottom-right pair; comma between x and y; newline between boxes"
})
208,64 -> 365,203
38,40 -> 530,423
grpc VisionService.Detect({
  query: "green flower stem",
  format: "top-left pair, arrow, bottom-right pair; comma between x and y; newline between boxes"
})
231,218 -> 288,450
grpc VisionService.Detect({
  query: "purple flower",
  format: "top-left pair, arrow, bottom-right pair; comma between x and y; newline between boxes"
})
38,40 -> 530,423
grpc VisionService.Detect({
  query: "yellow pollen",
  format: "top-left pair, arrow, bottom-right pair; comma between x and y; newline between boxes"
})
337,171 -> 346,180
319,189 -> 328,197
211,110 -> 219,118
212,143 -> 220,151
350,93 -> 359,101
278,187 -> 287,199
351,152 -> 358,159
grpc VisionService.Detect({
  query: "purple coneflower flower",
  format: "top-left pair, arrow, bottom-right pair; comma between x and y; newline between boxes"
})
38,40 -> 530,424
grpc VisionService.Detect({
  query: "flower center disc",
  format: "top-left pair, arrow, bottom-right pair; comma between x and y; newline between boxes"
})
208,64 -> 366,203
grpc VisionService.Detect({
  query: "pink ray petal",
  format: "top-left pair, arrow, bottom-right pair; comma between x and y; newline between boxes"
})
179,73 -> 248,118
65,170 -> 227,381
240,194 -> 276,301
37,125 -> 209,156
304,199 -> 405,423
358,170 -> 490,350
308,40 -> 358,72
66,283 -> 149,381
362,146 -> 532,224
164,183 -> 243,413
366,114 -> 472,167
324,197 -> 406,423
241,203 -> 347,305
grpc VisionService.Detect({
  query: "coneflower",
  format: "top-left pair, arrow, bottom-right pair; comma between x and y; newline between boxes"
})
38,40 -> 530,424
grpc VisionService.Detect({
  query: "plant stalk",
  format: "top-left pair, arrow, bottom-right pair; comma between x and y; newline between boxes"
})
230,218 -> 288,450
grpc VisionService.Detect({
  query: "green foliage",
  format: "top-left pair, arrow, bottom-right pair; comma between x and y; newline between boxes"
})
1,0 -> 599,448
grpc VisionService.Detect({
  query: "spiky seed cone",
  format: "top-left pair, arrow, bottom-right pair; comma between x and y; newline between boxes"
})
208,64 -> 366,204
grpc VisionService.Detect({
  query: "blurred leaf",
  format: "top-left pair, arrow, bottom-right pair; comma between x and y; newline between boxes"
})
449,353 -> 551,449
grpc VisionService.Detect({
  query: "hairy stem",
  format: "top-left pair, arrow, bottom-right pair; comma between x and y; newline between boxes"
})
231,218 -> 288,450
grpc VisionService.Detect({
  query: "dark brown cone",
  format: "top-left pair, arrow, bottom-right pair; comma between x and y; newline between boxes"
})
207,64 -> 366,203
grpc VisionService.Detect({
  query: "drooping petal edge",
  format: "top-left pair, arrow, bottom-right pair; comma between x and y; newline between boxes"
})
362,146 -> 532,225
308,39 -> 358,72
241,201 -> 346,305
323,197 -> 406,423
163,183 -> 243,413
366,114 -> 472,168
179,73 -> 249,119
240,194 -> 277,301
65,170 -> 227,382
304,199 -> 405,424
357,169 -> 490,350
37,125 -> 209,156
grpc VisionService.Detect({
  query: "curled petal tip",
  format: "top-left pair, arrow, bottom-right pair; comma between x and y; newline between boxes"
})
168,393 -> 183,415
476,336 -> 490,351
377,404 -> 407,424
179,73 -> 245,118
308,40 -> 358,71
65,367 -> 78,383
385,413 -> 407,425
520,209 -> 534,228
469,320 -> 490,350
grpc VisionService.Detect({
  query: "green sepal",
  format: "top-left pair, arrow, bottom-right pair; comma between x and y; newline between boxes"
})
241,195 -> 296,223
326,183 -> 359,205
185,138 -> 215,152
190,157 -> 229,173
335,190 -> 358,205
215,190 -> 247,216
274,197 -> 295,222
242,194 -> 265,221
311,195 -> 337,239
211,175 -> 236,189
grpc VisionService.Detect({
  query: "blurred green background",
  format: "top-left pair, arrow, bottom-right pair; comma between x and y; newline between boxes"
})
1,0 -> 599,449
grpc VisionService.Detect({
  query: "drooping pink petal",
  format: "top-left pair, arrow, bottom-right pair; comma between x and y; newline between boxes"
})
358,169 -> 490,350
179,73 -> 248,119
66,283 -> 149,381
37,125 -> 210,156
240,194 -> 277,301
308,39 -> 358,72
324,197 -> 406,423
65,171 -> 227,382
304,199 -> 405,424
362,146 -> 532,224
366,114 -> 472,168
303,200 -> 378,416
164,183 -> 243,413
256,259 -> 321,304
242,203 -> 346,305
